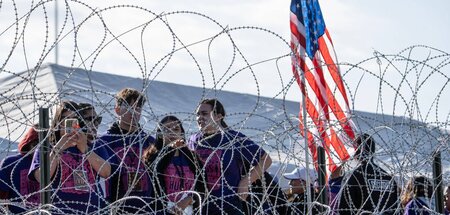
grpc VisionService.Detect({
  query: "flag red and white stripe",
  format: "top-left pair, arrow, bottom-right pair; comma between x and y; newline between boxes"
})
290,0 -> 356,172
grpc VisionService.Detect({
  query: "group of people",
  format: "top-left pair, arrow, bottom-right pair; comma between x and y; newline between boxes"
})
0,87 -> 448,215
0,87 -> 273,214
282,134 -> 450,215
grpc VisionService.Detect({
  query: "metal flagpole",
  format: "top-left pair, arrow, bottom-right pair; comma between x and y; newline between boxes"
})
54,0 -> 59,65
297,51 -> 312,215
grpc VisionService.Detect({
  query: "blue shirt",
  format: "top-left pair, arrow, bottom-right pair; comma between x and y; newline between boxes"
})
94,122 -> 156,213
28,145 -> 108,214
0,153 -> 40,213
404,198 -> 431,215
188,129 -> 265,214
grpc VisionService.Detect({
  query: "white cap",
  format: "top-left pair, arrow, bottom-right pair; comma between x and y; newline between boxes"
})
283,167 -> 318,183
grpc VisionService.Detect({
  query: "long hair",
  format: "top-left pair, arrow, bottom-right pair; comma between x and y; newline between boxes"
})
143,115 -> 185,160
49,101 -> 79,144
199,98 -> 228,128
143,115 -> 206,211
401,176 -> 434,207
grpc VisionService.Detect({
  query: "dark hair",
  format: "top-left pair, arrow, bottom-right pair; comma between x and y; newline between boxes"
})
143,115 -> 185,162
354,133 -> 375,161
412,176 -> 433,198
50,101 -> 79,143
143,116 -> 206,211
78,103 -> 94,116
115,88 -> 146,108
199,98 -> 228,128
77,102 -> 103,131
156,115 -> 185,150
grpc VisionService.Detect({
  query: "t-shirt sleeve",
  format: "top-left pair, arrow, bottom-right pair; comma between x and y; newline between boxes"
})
0,158 -> 11,192
92,145 -> 113,178
27,148 -> 41,182
93,138 -> 118,174
236,132 -> 266,167
93,144 -> 109,161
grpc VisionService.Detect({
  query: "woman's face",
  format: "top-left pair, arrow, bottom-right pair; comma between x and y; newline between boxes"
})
196,103 -> 221,134
161,120 -> 183,144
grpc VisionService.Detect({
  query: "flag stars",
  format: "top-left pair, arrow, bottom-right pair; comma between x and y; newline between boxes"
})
316,19 -> 322,25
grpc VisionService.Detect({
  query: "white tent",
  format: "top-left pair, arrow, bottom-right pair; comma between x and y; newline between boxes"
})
0,63 -> 448,184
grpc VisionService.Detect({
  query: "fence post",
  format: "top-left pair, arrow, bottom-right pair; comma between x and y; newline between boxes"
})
433,149 -> 443,213
38,108 -> 51,205
317,146 -> 328,207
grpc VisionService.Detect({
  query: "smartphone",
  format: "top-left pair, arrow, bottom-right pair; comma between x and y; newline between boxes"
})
64,119 -> 80,133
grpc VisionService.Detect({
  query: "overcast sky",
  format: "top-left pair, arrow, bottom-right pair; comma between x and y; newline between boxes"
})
1,0 -> 449,123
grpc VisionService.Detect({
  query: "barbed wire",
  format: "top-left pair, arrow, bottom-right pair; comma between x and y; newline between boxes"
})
0,1 -> 449,214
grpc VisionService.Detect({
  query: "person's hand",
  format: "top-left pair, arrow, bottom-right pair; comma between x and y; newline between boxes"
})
54,132 -> 77,153
174,196 -> 193,214
170,139 -> 186,148
238,177 -> 250,201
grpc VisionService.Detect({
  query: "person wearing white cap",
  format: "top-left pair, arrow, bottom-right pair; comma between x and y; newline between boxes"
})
283,167 -> 318,214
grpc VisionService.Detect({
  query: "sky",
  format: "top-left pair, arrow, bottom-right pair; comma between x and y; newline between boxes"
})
1,0 -> 449,124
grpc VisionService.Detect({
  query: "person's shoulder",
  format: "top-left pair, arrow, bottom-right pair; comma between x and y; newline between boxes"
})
367,162 -> 395,180
226,129 -> 245,137
345,167 -> 366,185
132,128 -> 154,142
404,199 -> 416,210
225,129 -> 251,142
329,175 -> 344,185
140,131 -> 155,142
0,154 -> 22,167
354,162 -> 375,174
96,131 -> 117,141
375,164 -> 391,176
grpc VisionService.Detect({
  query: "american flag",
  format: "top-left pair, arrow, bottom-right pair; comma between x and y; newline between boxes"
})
290,0 -> 356,172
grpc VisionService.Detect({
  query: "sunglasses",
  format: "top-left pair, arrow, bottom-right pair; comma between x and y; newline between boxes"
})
83,116 -> 103,125
120,104 -> 143,114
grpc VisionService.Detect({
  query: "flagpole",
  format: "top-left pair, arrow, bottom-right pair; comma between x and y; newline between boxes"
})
54,0 -> 59,65
298,51 -> 313,215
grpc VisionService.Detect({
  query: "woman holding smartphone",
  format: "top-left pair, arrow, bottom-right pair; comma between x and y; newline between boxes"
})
143,115 -> 207,215
28,101 -> 111,214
